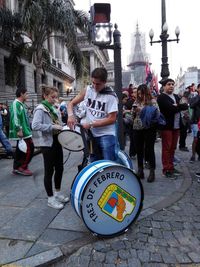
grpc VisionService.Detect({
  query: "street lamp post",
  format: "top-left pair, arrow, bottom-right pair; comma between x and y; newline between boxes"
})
90,3 -> 124,149
101,24 -> 124,150
149,0 -> 180,82
97,25 -> 124,149
113,24 -> 124,150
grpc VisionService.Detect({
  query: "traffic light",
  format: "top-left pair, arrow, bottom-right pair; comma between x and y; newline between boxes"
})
90,3 -> 112,46
90,3 -> 111,24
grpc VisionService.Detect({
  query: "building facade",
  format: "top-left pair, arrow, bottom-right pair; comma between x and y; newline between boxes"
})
0,0 -> 110,107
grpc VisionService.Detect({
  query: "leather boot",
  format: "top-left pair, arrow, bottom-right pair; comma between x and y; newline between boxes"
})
147,169 -> 155,183
137,167 -> 144,179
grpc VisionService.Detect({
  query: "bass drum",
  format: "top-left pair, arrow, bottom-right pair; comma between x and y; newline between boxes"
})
71,160 -> 143,237
116,149 -> 134,170
58,125 -> 85,152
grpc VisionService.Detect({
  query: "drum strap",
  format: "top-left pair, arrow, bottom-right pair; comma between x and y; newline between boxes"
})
78,125 -> 90,171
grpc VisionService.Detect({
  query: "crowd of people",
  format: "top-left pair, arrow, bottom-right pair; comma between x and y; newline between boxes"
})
122,79 -> 200,182
0,67 -> 200,209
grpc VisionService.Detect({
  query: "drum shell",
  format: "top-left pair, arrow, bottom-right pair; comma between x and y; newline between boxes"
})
58,125 -> 85,151
71,160 -> 143,237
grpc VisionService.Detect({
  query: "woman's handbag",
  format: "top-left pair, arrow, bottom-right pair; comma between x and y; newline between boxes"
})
132,114 -> 143,130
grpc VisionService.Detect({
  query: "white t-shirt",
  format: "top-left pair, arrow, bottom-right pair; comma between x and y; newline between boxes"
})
84,85 -> 118,137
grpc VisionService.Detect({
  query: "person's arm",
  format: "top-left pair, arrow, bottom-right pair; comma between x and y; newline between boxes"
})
67,89 -> 86,129
82,111 -> 117,130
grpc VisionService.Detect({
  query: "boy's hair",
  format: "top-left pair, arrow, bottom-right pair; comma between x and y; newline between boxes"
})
16,88 -> 27,97
91,68 -> 107,82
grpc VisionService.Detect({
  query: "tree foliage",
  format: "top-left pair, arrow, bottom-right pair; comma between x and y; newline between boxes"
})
0,0 -> 90,87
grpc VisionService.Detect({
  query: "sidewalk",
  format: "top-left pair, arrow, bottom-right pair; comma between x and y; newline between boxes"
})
0,135 -> 196,266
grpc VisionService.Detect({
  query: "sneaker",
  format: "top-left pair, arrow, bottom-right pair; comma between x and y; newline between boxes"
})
190,156 -> 195,163
48,197 -> 64,209
15,167 -> 33,176
55,193 -> 69,203
163,171 -> 177,180
179,147 -> 189,152
195,172 -> 200,178
173,168 -> 182,176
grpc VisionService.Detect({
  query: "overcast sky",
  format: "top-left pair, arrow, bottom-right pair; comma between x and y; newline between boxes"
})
75,0 -> 200,81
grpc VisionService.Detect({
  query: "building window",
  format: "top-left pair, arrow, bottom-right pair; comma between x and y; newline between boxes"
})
4,57 -> 25,89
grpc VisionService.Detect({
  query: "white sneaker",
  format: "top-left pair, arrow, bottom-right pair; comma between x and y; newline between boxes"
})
48,196 -> 64,209
54,192 -> 70,203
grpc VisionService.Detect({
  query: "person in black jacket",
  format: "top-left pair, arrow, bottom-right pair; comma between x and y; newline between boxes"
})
189,83 -> 200,162
157,78 -> 188,178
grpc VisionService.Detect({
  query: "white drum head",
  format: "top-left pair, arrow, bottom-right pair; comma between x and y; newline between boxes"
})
58,129 -> 84,151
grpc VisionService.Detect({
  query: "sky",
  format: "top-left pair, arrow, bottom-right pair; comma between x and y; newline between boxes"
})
75,0 -> 200,81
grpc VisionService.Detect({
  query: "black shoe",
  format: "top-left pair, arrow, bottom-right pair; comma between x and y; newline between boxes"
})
147,169 -> 155,183
163,171 -> 177,180
137,168 -> 145,179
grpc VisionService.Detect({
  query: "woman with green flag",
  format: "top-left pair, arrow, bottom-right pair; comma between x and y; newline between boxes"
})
32,85 -> 69,209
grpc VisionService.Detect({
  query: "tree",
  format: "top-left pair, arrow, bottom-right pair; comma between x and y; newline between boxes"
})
0,0 -> 90,95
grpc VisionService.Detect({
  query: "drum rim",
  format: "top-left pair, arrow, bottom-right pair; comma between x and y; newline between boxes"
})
117,150 -> 133,170
58,129 -> 84,151
79,163 -> 144,237
70,160 -> 117,214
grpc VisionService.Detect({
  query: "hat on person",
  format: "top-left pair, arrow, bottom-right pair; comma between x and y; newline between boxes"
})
159,78 -> 175,86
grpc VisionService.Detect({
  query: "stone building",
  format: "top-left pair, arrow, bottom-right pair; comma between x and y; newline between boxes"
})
0,0 -> 109,107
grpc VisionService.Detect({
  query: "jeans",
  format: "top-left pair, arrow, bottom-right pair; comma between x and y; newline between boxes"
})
0,127 -> 12,153
90,135 -> 116,162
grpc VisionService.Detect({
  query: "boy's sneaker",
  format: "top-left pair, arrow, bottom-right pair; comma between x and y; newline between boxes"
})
195,172 -> 200,178
173,168 -> 182,176
190,156 -> 195,163
55,193 -> 69,203
163,171 -> 177,180
48,197 -> 64,209
15,167 -> 33,176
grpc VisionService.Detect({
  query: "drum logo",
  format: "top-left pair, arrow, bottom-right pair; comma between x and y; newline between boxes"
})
98,184 -> 136,222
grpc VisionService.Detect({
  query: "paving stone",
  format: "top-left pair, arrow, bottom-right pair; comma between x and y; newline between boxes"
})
188,252 -> 200,263
5,247 -> 62,267
0,239 -> 33,265
27,228 -> 85,257
161,251 -> 177,264
149,252 -> 162,263
110,240 -> 126,251
48,203 -> 88,232
89,261 -> 103,267
152,228 -> 163,239
105,251 -> 118,264
0,206 -> 22,228
0,199 -> 59,241
92,251 -> 105,262
118,249 -> 131,260
137,249 -> 150,263
127,257 -> 141,267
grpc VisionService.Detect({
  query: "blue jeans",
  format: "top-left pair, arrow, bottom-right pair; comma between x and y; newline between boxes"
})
90,135 -> 116,162
0,127 -> 12,153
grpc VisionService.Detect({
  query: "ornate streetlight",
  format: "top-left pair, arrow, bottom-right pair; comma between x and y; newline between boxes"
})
149,0 -> 180,82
